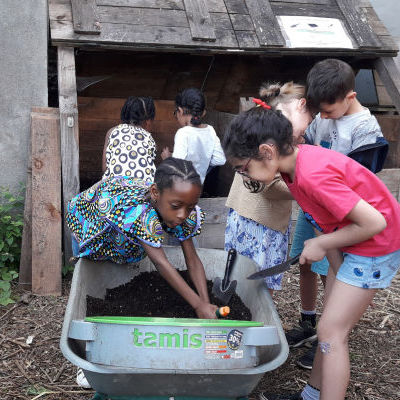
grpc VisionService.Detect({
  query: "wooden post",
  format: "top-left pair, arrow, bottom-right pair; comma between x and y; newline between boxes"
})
31,109 -> 62,295
58,47 -> 80,265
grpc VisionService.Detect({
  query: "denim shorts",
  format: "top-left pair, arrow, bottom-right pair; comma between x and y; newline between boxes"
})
290,209 -> 330,276
337,249 -> 400,289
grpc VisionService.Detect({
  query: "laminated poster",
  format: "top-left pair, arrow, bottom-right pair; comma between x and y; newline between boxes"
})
277,16 -> 354,49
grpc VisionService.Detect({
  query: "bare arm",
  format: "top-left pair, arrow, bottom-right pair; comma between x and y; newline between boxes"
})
141,241 -> 217,319
102,128 -> 114,173
300,199 -> 387,265
180,238 -> 210,303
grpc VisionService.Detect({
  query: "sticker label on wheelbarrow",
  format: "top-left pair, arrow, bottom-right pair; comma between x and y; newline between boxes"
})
227,329 -> 243,350
203,329 -> 244,359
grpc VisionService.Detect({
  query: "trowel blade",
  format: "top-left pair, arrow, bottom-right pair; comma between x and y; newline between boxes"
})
212,277 -> 237,304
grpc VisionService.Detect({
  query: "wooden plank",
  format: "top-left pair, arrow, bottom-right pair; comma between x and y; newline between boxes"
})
230,14 -> 254,31
206,0 -> 227,13
71,0 -> 101,34
271,3 -> 341,18
210,13 -> 232,30
31,111 -> 62,296
245,0 -> 285,47
224,0 -> 248,14
58,47 -> 80,265
51,20 -> 238,48
236,31 -> 260,48
98,6 -> 189,27
374,57 -> 400,114
183,0 -> 216,41
335,0 -> 381,48
96,0 -> 185,9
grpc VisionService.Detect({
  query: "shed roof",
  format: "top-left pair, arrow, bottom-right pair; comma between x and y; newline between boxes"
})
49,0 -> 398,56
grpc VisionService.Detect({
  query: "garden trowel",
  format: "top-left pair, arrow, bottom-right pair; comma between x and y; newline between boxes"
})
246,254 -> 300,280
212,248 -> 237,304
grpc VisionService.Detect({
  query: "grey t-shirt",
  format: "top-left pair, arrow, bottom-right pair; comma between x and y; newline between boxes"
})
305,108 -> 383,155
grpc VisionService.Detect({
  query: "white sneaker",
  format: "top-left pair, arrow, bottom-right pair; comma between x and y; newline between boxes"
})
76,368 -> 92,389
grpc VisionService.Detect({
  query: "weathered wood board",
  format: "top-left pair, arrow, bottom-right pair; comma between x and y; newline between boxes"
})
31,109 -> 62,296
58,47 -> 80,264
48,0 -> 398,56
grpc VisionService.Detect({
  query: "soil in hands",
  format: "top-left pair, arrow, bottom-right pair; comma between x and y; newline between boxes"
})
86,270 -> 252,320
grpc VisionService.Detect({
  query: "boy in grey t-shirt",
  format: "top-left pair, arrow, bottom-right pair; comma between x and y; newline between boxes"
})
305,59 -> 383,154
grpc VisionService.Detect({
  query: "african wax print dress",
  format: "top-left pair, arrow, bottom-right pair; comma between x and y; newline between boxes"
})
66,177 -> 204,264
103,124 -> 156,182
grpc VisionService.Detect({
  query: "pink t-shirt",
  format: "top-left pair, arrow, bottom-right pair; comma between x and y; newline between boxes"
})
282,145 -> 400,256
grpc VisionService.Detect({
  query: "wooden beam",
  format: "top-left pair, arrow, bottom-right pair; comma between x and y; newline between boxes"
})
31,110 -> 62,296
336,0 -> 381,48
183,0 -> 216,41
57,47 -> 80,265
245,0 -> 285,47
71,0 -> 101,34
374,57 -> 400,114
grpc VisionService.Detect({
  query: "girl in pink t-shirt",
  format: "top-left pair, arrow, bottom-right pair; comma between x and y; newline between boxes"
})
222,105 -> 400,400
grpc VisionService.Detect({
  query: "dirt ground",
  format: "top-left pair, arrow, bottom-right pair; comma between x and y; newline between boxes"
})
0,268 -> 399,400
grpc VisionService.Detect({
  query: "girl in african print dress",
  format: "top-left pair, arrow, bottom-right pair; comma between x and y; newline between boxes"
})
102,96 -> 157,182
67,157 -> 218,320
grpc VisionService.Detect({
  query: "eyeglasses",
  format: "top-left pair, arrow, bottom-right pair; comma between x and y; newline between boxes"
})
235,158 -> 251,177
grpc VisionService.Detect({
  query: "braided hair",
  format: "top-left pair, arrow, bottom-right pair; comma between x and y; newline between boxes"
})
120,96 -> 155,126
154,157 -> 201,192
175,88 -> 205,126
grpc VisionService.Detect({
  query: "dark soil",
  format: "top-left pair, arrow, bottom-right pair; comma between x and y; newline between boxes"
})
87,270 -> 252,321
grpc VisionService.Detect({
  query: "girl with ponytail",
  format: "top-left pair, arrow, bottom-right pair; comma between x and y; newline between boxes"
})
161,88 -> 226,183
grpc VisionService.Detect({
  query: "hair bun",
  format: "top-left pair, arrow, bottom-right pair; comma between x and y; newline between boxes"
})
259,83 -> 281,100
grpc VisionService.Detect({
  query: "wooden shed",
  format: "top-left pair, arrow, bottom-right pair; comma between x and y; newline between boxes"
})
24,0 -> 400,294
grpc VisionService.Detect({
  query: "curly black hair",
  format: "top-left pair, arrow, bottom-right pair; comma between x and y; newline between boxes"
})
175,88 -> 205,126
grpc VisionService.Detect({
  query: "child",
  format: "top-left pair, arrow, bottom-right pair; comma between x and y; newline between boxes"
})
225,83 -> 308,296
102,96 -> 156,182
161,88 -> 226,183
286,59 -> 388,369
305,59 -> 385,156
222,106 -> 400,400
67,157 -> 218,320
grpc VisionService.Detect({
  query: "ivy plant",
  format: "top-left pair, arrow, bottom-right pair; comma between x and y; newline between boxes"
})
0,187 -> 24,305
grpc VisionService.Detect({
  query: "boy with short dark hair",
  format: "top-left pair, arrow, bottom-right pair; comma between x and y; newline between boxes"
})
305,58 -> 384,153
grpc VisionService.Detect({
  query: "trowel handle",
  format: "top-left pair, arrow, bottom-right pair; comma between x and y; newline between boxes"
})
222,249 -> 237,290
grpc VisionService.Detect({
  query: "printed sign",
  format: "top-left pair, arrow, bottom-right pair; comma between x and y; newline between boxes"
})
277,16 -> 354,49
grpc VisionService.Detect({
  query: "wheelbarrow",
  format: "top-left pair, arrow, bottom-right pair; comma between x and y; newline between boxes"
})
60,247 -> 288,399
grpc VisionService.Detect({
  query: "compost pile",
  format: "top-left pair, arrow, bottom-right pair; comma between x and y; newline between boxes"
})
86,270 -> 252,320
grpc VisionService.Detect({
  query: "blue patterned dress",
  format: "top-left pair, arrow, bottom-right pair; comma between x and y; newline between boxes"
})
224,209 -> 290,290
66,177 -> 204,264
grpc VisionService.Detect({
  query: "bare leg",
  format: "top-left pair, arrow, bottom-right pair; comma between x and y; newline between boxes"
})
268,288 -> 274,297
300,263 -> 318,311
309,249 -> 343,390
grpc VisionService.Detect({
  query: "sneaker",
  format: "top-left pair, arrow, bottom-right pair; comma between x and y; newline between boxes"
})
259,392 -> 302,400
297,341 -> 317,370
285,320 -> 317,348
76,368 -> 92,389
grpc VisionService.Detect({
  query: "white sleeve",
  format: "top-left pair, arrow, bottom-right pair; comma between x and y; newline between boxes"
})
210,132 -> 226,166
172,129 -> 188,159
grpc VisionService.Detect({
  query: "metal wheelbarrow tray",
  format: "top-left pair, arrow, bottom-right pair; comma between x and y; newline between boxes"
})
60,247 -> 289,398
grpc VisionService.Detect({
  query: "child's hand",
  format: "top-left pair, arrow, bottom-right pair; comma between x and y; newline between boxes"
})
161,147 -> 171,160
300,237 -> 327,265
195,301 -> 218,319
